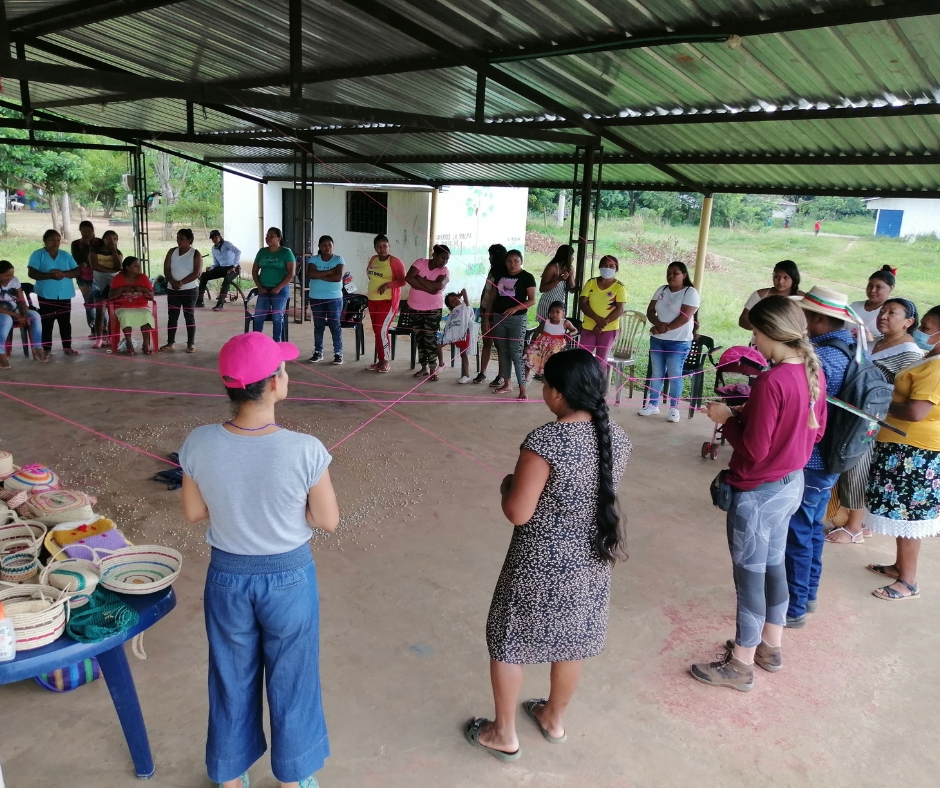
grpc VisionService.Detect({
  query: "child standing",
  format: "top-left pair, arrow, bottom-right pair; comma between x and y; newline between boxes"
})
442,289 -> 477,383
525,301 -> 577,383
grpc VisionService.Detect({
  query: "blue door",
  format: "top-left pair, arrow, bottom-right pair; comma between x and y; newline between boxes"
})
875,209 -> 903,238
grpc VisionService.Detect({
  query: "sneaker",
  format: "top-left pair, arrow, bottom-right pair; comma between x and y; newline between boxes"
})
212,303 -> 224,312
92,339 -> 104,349
194,301 -> 205,308
690,651 -> 754,691
332,355 -> 343,365
299,777 -> 318,788
725,639 -> 782,673
458,375 -> 472,384
806,600 -> 818,614
309,351 -> 323,363
368,362 -> 382,371
785,614 -> 807,629
489,376 -> 505,388
472,372 -> 487,384
667,407 -> 681,423
638,405 -> 660,417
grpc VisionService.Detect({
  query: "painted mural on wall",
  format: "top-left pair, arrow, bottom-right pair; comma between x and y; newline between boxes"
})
433,186 -> 528,298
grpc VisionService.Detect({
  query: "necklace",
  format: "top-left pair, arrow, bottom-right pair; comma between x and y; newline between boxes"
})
225,420 -> 281,431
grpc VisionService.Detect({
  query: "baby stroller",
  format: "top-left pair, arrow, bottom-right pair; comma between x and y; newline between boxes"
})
701,345 -> 767,460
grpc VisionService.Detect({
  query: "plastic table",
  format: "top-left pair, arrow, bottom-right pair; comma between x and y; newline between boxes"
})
0,587 -> 176,779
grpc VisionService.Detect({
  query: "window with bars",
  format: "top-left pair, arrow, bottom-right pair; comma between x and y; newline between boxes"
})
346,191 -> 388,234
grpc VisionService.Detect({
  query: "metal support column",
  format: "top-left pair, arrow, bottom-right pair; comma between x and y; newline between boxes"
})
571,145 -> 601,319
292,146 -> 313,324
128,144 -> 150,276
693,193 -> 713,293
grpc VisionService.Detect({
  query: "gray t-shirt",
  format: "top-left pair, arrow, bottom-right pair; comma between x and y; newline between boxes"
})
179,425 -> 332,555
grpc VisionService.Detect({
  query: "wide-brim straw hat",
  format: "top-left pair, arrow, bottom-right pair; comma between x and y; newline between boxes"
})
792,286 -> 862,324
0,451 -> 20,481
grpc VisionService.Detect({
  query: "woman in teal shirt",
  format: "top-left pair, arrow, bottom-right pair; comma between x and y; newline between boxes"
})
27,229 -> 80,355
252,227 -> 296,342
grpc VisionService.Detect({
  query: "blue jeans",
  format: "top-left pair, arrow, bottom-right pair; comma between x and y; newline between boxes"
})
0,310 -> 42,350
648,336 -> 692,408
309,297 -> 343,356
204,546 -> 329,784
253,289 -> 290,341
785,468 -> 839,617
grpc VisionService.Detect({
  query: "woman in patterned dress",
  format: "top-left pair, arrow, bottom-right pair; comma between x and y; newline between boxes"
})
464,348 -> 632,761
535,244 -> 575,324
864,305 -> 940,600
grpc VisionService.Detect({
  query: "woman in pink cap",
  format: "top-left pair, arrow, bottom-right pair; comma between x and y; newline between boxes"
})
179,332 -> 339,788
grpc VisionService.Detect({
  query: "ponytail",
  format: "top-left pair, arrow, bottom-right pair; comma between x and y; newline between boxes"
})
794,336 -> 822,429
590,397 -> 627,563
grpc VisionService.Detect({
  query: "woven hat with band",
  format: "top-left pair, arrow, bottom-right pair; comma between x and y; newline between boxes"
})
0,450 -> 20,481
793,286 -> 862,325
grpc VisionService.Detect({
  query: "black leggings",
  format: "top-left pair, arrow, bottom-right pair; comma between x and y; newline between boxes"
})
166,290 -> 197,345
37,297 -> 73,351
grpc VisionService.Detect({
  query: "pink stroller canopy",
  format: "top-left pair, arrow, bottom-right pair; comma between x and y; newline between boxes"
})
717,345 -> 766,376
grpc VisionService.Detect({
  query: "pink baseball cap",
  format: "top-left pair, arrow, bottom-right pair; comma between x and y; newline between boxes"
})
218,333 -> 299,389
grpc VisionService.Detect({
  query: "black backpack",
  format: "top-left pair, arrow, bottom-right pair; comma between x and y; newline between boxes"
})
816,338 -> 893,474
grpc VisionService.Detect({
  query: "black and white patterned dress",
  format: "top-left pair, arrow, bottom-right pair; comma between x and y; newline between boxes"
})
486,420 -> 632,664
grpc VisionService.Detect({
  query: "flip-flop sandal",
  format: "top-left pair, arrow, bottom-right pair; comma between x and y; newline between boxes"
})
0,360 -> 11,370
873,579 -> 919,601
522,699 -> 567,744
414,369 -> 429,378
63,348 -> 79,356
825,527 -> 864,544
463,718 -> 521,762
868,564 -> 900,578
428,374 -> 439,382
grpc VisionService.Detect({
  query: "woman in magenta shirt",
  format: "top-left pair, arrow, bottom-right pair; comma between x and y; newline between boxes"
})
405,244 -> 450,380
690,295 -> 827,692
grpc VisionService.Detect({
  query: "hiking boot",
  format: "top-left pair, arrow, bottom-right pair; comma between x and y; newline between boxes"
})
785,614 -> 807,629
725,640 -> 782,673
806,600 -> 818,614
690,651 -> 754,691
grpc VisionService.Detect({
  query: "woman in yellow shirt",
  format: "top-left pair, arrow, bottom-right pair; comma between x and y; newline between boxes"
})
366,233 -> 406,372
578,255 -> 626,370
865,305 -> 940,600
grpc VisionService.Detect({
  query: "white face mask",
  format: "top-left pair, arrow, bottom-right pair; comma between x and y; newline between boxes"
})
598,267 -> 616,280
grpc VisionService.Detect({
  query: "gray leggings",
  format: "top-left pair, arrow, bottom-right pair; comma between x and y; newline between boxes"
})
491,313 -> 526,388
727,473 -> 804,647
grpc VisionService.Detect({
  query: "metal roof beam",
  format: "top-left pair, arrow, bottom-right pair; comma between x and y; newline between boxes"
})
5,59 -> 587,145
335,0 -> 701,191
9,0 -> 187,38
0,137 -> 132,151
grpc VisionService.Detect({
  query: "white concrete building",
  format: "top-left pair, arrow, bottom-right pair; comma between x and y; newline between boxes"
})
222,174 -> 527,298
866,197 -> 940,239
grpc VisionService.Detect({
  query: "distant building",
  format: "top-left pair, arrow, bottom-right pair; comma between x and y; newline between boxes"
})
771,199 -> 799,220
866,197 -> 940,239
222,174 -> 527,297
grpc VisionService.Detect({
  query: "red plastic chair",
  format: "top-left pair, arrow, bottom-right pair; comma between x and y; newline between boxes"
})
108,300 -> 159,353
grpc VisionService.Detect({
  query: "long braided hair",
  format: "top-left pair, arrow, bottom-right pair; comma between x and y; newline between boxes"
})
543,349 -> 625,564
749,295 -> 822,429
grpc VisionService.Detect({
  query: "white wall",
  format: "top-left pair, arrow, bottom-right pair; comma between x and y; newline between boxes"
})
432,186 -> 528,298
868,198 -> 940,239
222,171 -> 261,267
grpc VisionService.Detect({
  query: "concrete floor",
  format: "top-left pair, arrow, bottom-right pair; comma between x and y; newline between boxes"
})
1,298 -> 939,788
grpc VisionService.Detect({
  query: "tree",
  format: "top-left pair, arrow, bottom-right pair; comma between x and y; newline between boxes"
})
173,165 -> 222,237
148,150 -> 192,240
75,149 -> 127,218
711,193 -> 771,228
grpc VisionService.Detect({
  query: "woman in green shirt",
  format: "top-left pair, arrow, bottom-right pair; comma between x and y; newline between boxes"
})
251,227 -> 296,342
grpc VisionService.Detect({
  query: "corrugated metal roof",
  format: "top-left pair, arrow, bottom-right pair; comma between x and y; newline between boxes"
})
3,0 -> 940,194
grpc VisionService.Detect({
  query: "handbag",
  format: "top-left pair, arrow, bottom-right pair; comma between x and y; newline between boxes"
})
710,470 -> 734,512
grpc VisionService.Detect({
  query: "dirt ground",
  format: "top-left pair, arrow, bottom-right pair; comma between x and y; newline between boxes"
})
1,297 -> 939,788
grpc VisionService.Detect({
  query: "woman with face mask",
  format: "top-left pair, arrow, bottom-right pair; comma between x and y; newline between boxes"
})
850,265 -> 896,347
639,262 -> 701,423
863,305 -> 940,600
577,255 -> 626,371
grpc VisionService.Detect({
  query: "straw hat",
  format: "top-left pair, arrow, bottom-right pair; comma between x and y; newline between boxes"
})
793,286 -> 862,324
0,451 -> 20,481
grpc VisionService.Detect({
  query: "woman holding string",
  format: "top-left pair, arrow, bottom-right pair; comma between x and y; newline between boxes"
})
692,296 -> 826,691
535,245 -> 575,324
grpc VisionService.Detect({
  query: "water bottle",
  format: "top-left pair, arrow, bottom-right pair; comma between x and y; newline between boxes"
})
0,601 -> 16,662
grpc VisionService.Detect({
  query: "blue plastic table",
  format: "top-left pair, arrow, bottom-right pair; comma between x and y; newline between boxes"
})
0,587 -> 176,779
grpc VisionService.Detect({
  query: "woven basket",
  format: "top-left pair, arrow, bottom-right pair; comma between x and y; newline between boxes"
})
0,539 -> 40,583
0,583 -> 70,650
0,519 -> 47,556
96,545 -> 182,595
40,548 -> 102,609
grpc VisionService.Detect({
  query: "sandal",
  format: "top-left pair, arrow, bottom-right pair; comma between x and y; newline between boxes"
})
867,564 -> 900,578
872,579 -> 920,601
378,362 -> 390,373
414,369 -> 429,378
522,699 -> 567,744
63,348 -> 79,356
494,385 -> 513,395
825,527 -> 864,544
0,358 -> 11,370
217,774 -> 249,788
463,718 -> 521,762
159,343 -> 175,352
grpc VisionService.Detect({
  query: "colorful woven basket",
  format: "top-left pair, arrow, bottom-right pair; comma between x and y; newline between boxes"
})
0,519 -> 47,556
35,657 -> 101,692
27,490 -> 97,527
0,538 -> 40,583
96,545 -> 182,595
40,549 -> 101,609
0,583 -> 69,650
3,465 -> 60,493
